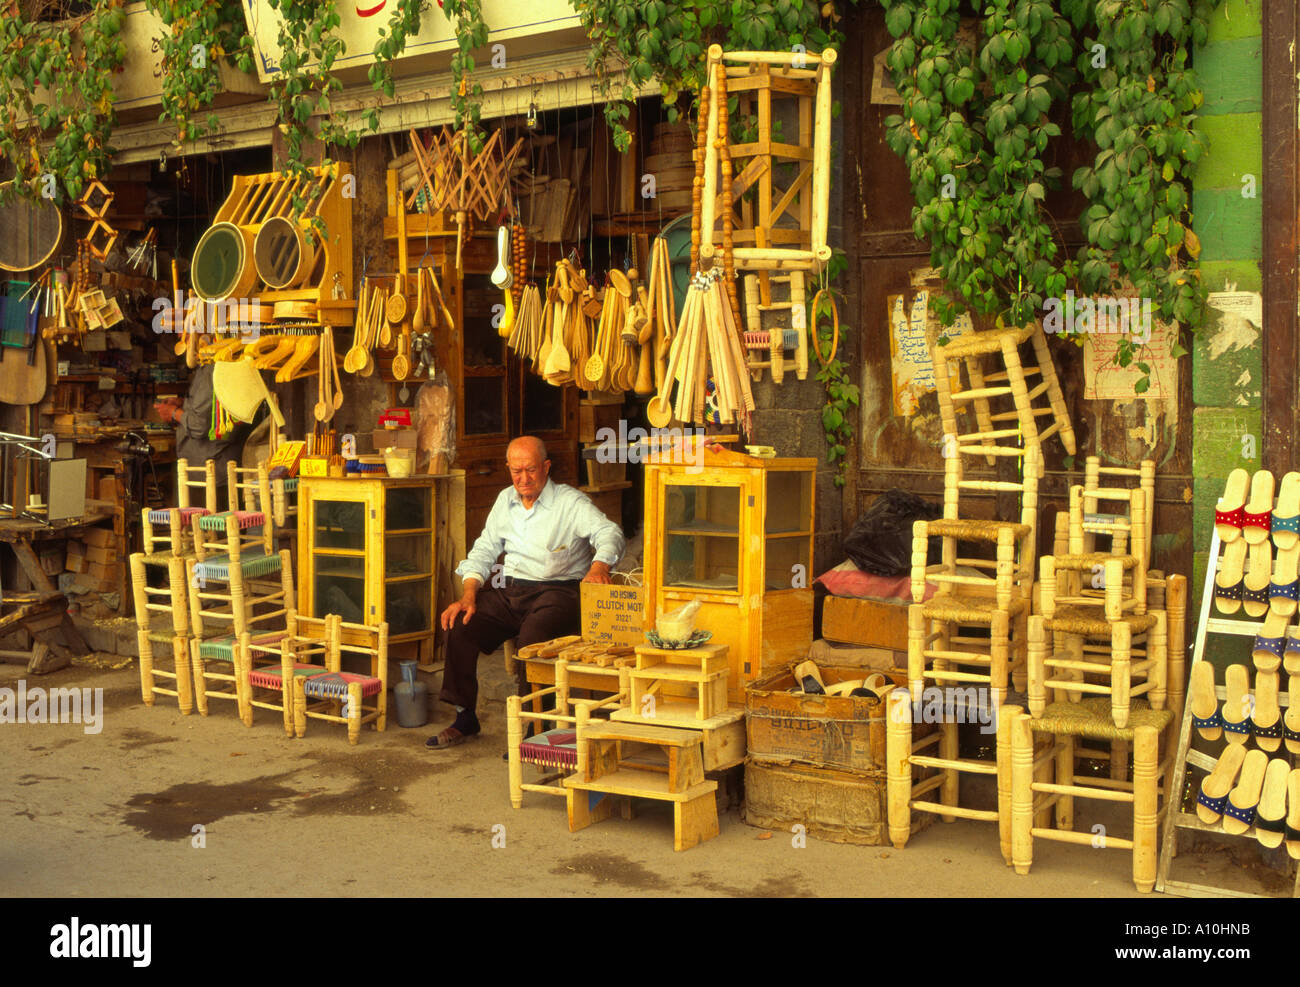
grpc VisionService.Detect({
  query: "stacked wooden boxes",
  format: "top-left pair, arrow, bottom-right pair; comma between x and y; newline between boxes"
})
744,664 -> 925,845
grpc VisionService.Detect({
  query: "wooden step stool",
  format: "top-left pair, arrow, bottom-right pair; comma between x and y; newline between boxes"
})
627,643 -> 729,723
930,323 -> 1076,462
565,720 -> 720,851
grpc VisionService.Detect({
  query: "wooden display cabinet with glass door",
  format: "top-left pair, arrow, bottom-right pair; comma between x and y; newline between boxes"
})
297,476 -> 436,661
644,442 -> 815,702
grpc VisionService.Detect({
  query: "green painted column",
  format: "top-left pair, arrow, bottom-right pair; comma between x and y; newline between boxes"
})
1190,0 -> 1262,665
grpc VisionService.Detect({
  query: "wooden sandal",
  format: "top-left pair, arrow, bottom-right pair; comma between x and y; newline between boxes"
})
1287,769 -> 1300,860
1253,670 -> 1282,753
1215,538 -> 1248,615
1270,545 -> 1300,617
1196,743 -> 1245,824
1190,661 -> 1222,741
1243,540 -> 1272,618
1252,610 -> 1291,674
1273,472 -> 1300,551
1243,470 -> 1276,545
1255,757 -> 1290,849
1286,674 -> 1300,755
1285,629 -> 1300,676
1215,468 -> 1250,543
1221,663 -> 1253,744
1222,748 -> 1268,835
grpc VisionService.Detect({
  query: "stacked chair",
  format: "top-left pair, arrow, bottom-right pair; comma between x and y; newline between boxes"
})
291,616 -> 390,744
130,458 -> 219,713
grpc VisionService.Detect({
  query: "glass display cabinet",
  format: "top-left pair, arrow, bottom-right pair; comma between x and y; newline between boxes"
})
298,476 -> 436,655
645,440 -> 815,702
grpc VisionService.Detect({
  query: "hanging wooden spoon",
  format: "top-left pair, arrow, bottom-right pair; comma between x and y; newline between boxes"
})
387,187 -> 409,325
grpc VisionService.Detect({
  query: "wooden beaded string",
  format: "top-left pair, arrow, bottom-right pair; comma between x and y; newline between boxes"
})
715,64 -> 742,328
810,272 -> 839,368
690,84 -> 711,275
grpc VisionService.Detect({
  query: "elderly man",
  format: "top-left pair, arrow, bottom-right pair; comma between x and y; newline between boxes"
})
427,435 -> 625,749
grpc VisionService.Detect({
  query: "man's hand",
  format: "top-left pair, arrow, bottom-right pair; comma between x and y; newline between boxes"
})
440,580 -> 479,630
582,560 -> 612,585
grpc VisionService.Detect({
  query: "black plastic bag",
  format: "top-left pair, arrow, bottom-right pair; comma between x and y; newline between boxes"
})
842,488 -> 942,576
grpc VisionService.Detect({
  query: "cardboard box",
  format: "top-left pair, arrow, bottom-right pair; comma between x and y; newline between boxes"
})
66,541 -> 86,573
84,560 -> 115,582
85,544 -> 115,565
82,526 -> 114,549
742,757 -> 920,846
821,595 -> 910,651
580,576 -> 646,648
372,428 -> 417,452
745,664 -> 910,774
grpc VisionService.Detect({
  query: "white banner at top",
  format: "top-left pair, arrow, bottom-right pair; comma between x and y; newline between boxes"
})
240,0 -> 584,83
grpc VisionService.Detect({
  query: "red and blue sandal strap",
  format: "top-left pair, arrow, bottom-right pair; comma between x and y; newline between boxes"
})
1215,506 -> 1245,529
1223,801 -> 1257,826
1196,789 -> 1229,815
1243,509 -> 1273,532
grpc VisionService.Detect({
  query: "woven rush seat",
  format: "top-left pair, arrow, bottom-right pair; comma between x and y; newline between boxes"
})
248,662 -> 328,690
302,671 -> 383,700
1050,550 -> 1140,572
148,506 -> 209,524
199,631 -> 285,661
926,518 -> 1031,542
193,551 -> 283,581
920,592 -> 1028,623
937,325 -> 1032,358
1034,697 -> 1172,740
197,510 -> 265,531
141,548 -> 195,566
1043,605 -> 1156,636
518,728 -> 578,769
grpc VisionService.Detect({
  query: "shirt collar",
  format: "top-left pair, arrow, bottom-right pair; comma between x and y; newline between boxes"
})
508,478 -> 554,510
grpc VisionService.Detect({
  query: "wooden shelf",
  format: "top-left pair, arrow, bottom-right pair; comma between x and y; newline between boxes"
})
565,768 -> 715,803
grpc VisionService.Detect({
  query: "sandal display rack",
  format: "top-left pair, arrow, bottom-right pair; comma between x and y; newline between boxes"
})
1156,527 -> 1300,897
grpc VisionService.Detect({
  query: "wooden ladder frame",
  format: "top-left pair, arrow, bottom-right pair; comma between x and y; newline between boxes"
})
1154,528 -> 1300,897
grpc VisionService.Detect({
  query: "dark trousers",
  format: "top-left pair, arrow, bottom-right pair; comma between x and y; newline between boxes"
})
439,579 -> 581,711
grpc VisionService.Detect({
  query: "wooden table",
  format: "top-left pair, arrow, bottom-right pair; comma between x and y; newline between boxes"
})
0,504 -> 112,673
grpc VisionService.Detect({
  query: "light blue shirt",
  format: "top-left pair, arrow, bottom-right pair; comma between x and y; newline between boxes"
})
456,479 -> 626,586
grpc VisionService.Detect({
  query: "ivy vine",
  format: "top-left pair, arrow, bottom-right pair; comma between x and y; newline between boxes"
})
573,0 -> 856,152
816,250 -> 859,487
149,0 -> 253,146
880,0 -> 1220,386
0,0 -> 127,205
442,0 -> 488,153
366,0 -> 423,127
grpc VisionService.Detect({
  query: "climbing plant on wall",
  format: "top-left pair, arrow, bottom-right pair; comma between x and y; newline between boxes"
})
0,0 -> 127,204
149,0 -> 253,146
880,0 -> 1220,383
572,0 -> 857,151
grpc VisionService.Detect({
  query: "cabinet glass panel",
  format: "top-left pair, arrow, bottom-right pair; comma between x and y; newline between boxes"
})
386,533 -> 431,578
662,483 -> 741,592
764,536 -> 811,591
313,499 -> 365,551
387,487 -> 431,530
386,578 -> 431,636
766,471 -> 812,533
462,274 -> 505,368
314,555 -> 366,623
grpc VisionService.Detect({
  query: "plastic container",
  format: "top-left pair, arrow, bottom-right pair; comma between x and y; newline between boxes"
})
394,660 -> 428,727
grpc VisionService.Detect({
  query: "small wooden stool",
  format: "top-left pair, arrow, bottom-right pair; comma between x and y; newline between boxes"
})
292,619 -> 389,745
1010,699 -> 1172,893
930,323 -> 1076,463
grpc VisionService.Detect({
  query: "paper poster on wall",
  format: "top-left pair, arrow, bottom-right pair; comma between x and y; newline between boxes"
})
1082,316 -> 1179,401
888,290 -> 973,417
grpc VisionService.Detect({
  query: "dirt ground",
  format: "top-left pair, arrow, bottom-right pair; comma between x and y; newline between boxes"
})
1,657 -> 1287,899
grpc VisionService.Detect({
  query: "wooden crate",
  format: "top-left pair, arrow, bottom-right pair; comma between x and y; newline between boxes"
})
821,595 -> 910,651
742,757 -> 904,846
745,665 -> 908,773
578,398 -> 624,443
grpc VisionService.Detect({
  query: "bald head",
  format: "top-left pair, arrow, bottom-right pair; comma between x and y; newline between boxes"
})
507,435 -> 551,507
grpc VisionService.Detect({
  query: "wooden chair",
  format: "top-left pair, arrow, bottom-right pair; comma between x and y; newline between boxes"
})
930,322 -> 1076,465
270,475 -> 298,551
241,614 -> 341,734
187,537 -> 294,717
885,688 -> 1020,853
1030,487 -> 1167,729
292,619 -> 390,745
1009,700 -> 1173,893
139,458 -> 217,561
907,444 -> 1043,710
506,660 -> 631,808
193,464 -> 274,562
129,552 -> 192,713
